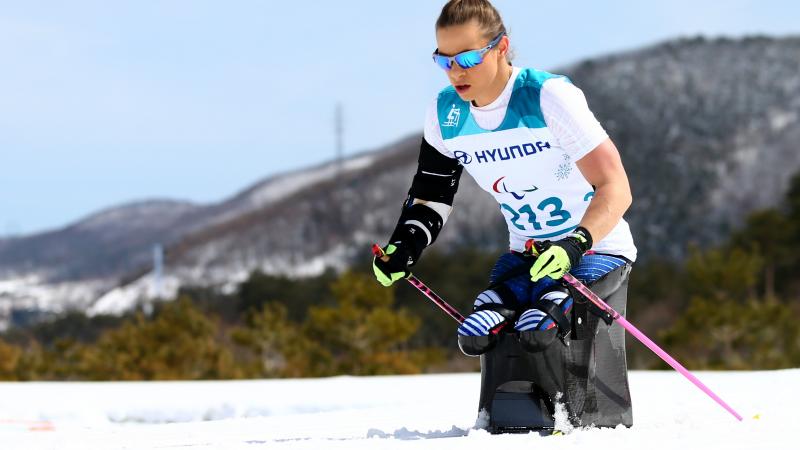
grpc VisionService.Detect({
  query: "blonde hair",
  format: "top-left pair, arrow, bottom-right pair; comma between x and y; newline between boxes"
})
436,0 -> 512,63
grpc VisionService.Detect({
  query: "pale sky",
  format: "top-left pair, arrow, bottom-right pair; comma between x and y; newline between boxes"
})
2,0 -> 798,235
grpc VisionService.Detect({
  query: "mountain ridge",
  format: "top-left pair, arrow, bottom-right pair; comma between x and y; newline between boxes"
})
2,35 -> 799,320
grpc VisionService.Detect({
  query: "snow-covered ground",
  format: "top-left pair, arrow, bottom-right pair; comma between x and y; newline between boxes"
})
0,369 -> 795,450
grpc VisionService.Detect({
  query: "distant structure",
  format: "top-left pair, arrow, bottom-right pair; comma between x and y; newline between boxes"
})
152,243 -> 164,299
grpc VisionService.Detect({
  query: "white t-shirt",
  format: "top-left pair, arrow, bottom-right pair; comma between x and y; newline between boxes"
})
423,67 -> 637,261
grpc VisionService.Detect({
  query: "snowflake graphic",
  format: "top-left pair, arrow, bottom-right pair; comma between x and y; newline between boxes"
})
556,153 -> 572,180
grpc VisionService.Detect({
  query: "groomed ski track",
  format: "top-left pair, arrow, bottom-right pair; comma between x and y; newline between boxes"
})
0,369 -> 795,449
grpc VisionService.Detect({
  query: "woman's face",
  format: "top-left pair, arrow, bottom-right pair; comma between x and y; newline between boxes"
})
435,20 -> 509,105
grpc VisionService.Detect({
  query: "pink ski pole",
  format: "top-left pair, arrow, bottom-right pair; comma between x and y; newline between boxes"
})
372,244 -> 466,323
562,272 -> 743,421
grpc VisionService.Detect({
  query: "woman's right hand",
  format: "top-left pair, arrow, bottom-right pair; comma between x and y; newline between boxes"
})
372,244 -> 411,287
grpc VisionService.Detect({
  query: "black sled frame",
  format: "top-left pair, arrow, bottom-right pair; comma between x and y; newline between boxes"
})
478,263 -> 634,434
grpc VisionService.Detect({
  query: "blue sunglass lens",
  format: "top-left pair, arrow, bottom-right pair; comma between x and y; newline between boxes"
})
433,49 -> 486,70
454,50 -> 482,69
433,54 -> 453,70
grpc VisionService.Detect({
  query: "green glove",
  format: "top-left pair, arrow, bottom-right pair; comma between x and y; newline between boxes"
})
373,244 -> 410,287
529,227 -> 593,282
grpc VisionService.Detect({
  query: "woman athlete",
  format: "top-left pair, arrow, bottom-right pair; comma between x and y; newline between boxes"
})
373,0 -> 636,357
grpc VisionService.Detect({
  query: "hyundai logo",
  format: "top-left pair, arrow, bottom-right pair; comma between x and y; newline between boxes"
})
453,150 -> 472,165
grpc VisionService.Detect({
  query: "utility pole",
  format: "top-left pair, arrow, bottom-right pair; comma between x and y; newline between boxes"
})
333,103 -> 345,236
335,102 -> 344,178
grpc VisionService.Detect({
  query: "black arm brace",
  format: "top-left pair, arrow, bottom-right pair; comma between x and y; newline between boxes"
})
407,138 -> 463,205
388,138 -> 463,265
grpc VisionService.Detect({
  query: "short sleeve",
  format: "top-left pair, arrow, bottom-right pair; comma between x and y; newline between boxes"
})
423,98 -> 452,157
540,78 -> 609,161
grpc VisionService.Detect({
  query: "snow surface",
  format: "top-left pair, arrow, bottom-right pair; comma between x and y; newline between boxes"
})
245,153 -> 375,208
87,273 -> 181,317
0,369 -> 795,450
0,275 -> 111,329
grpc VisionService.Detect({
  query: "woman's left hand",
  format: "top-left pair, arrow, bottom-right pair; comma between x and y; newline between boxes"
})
529,228 -> 592,281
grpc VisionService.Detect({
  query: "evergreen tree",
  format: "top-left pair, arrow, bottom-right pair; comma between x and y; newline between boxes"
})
730,210 -> 795,298
661,246 -> 800,369
230,303 -> 313,378
783,172 -> 800,295
82,297 -> 238,380
40,338 -> 91,380
787,171 -> 800,225
662,294 -> 800,369
303,272 -> 425,376
0,339 -> 21,380
236,269 -> 337,320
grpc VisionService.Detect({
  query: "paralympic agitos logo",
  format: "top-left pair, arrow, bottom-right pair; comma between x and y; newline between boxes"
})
453,141 -> 551,165
493,176 -> 538,200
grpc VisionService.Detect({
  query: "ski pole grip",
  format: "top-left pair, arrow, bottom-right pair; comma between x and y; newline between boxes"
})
524,238 -> 546,257
525,239 -> 534,254
372,243 -> 389,262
